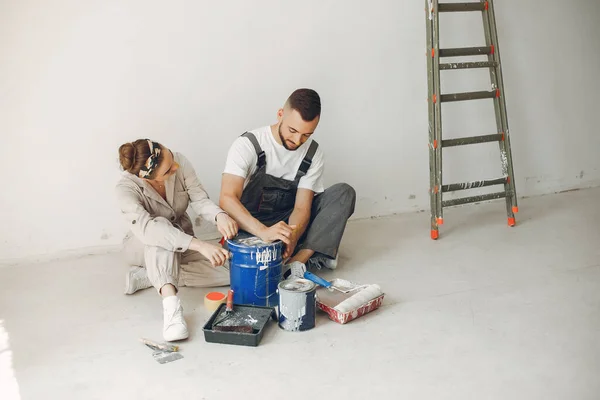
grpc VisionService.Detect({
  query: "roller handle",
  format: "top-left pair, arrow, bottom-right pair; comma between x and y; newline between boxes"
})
303,271 -> 332,288
226,289 -> 234,313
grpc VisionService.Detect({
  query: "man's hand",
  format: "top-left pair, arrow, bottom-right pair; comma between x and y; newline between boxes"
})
216,212 -> 238,240
283,234 -> 298,260
258,221 -> 296,246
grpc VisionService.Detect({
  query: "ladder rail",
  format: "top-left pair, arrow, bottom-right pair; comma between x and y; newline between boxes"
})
433,0 -> 444,224
486,0 -> 518,211
481,0 -> 518,220
425,0 -> 439,236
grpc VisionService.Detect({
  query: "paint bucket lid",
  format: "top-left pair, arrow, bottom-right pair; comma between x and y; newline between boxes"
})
227,236 -> 280,248
278,278 -> 316,293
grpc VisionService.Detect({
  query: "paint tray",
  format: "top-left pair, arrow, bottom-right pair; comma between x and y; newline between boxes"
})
316,279 -> 384,325
203,304 -> 277,347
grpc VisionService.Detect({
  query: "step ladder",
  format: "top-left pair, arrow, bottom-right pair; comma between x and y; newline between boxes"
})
425,0 -> 518,240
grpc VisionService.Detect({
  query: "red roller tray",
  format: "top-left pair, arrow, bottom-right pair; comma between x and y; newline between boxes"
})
316,281 -> 384,324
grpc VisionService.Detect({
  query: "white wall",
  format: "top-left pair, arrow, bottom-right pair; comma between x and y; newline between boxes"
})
1,0 -> 599,262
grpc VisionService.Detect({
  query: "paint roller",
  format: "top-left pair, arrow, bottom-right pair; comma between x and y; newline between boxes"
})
333,284 -> 383,313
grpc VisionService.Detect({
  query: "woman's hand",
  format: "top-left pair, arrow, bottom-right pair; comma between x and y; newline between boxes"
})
216,212 -> 239,240
189,238 -> 230,267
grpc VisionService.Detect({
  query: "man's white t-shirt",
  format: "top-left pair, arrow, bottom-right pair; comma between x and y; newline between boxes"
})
223,126 -> 325,193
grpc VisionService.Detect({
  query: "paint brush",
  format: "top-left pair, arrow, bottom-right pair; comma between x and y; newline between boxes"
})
212,289 -> 235,327
140,338 -> 179,352
211,290 -> 256,334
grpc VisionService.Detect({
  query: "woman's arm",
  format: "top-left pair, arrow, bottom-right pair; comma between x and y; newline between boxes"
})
178,153 -> 238,239
178,154 -> 224,223
116,183 -> 193,252
117,181 -> 229,265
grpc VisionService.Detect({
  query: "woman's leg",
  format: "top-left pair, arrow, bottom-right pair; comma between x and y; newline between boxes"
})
122,235 -> 187,341
123,236 -> 230,292
142,245 -> 189,341
122,236 -> 152,294
178,241 -> 230,288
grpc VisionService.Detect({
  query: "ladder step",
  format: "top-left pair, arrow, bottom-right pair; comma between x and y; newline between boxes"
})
438,2 -> 487,12
439,46 -> 493,57
440,61 -> 497,70
442,133 -> 503,147
442,177 -> 507,193
442,192 -> 507,208
441,90 -> 496,103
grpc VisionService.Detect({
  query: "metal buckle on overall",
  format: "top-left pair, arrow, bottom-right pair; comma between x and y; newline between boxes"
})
257,151 -> 266,168
299,158 -> 312,175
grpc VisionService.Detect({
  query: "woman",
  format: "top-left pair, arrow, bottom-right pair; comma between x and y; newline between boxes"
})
116,139 -> 239,341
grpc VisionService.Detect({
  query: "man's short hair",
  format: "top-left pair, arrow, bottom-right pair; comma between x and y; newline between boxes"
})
286,88 -> 321,122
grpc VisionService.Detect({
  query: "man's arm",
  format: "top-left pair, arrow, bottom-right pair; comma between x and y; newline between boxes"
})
219,173 -> 295,245
219,173 -> 265,236
286,189 -> 314,257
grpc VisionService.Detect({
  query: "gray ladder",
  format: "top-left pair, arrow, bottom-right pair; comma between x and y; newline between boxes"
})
425,0 -> 518,240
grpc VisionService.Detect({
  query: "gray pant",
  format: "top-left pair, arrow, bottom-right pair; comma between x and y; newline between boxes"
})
252,183 -> 356,259
298,183 -> 356,258
123,236 -> 230,292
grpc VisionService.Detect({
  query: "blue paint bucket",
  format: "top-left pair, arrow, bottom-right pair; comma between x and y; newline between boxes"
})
278,278 -> 316,332
226,236 -> 283,307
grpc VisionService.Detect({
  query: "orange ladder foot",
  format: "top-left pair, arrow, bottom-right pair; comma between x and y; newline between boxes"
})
431,230 -> 439,240
508,217 -> 516,227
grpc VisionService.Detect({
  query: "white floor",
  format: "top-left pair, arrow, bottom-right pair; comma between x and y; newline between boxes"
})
1,188 -> 599,400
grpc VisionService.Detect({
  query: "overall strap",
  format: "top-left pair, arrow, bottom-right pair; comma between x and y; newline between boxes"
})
295,140 -> 319,180
241,132 -> 266,169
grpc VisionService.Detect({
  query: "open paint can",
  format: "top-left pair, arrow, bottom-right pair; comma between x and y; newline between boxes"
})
278,278 -> 316,332
226,236 -> 283,307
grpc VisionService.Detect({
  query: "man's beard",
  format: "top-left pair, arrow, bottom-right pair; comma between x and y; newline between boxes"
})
278,124 -> 298,151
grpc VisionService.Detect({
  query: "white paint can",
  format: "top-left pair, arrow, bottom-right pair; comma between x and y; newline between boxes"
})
278,278 -> 316,332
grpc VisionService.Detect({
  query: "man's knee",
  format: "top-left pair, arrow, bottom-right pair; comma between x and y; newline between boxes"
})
320,183 -> 356,216
329,182 -> 356,205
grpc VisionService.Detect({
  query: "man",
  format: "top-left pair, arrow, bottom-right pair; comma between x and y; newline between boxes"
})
220,88 -> 356,272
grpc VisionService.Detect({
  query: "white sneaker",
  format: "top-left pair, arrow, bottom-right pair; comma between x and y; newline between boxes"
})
307,254 -> 339,270
162,296 -> 189,342
287,261 -> 307,278
124,266 -> 152,294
